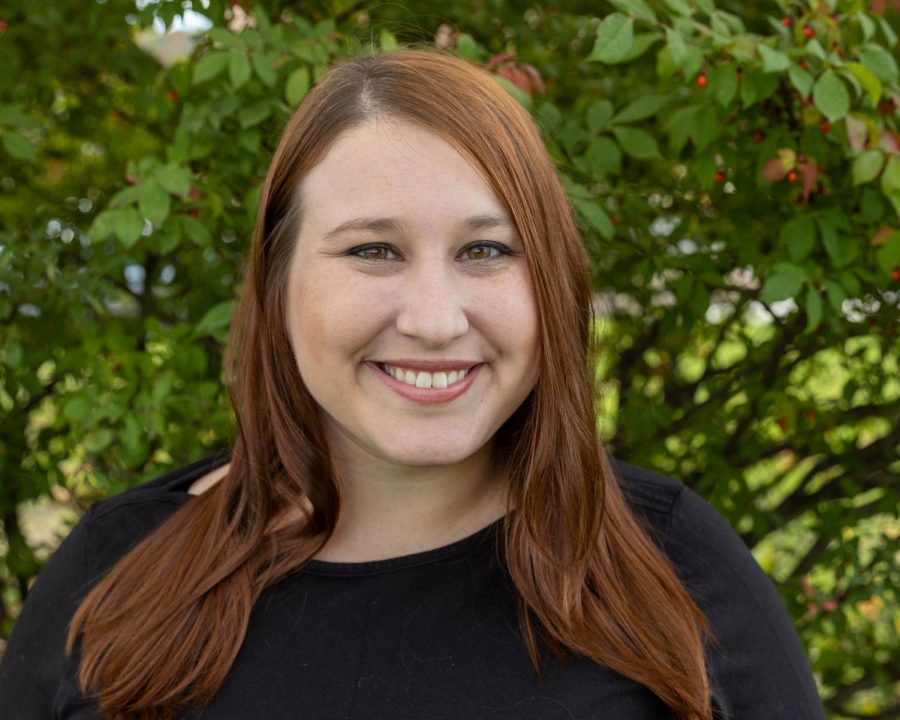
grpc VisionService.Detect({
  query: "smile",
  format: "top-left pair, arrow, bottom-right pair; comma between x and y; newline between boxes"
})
366,361 -> 483,405
380,363 -> 471,389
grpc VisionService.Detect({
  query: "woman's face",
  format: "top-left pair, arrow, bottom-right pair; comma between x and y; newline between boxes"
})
284,117 -> 539,473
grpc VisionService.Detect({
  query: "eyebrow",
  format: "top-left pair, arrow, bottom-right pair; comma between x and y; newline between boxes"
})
321,213 -> 515,241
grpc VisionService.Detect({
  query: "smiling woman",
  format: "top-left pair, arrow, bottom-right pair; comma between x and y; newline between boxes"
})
0,48 -> 824,720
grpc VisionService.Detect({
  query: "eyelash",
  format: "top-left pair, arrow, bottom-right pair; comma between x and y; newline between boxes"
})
347,241 -> 512,262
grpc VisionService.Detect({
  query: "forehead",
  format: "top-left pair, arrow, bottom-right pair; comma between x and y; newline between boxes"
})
296,118 -> 509,232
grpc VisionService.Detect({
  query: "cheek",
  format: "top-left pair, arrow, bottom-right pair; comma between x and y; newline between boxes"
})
465,268 -> 540,368
287,268 -> 390,371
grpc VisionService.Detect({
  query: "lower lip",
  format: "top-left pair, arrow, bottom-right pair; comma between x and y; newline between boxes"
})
366,362 -> 483,405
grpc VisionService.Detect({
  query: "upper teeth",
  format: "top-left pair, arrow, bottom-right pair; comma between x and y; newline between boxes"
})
382,364 -> 471,389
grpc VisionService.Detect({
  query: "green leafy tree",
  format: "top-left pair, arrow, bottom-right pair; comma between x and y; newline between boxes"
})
0,1 -> 897,716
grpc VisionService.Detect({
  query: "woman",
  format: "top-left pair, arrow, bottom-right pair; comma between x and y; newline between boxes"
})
0,49 -> 824,720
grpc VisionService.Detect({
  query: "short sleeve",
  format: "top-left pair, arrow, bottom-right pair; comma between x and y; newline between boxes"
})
0,503 -> 96,719
665,486 -> 825,720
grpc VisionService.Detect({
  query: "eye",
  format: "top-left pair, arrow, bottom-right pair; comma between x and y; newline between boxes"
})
348,244 -> 397,261
460,242 -> 510,261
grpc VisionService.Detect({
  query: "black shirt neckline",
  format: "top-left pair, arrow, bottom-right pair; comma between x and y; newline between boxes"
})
161,448 -> 505,577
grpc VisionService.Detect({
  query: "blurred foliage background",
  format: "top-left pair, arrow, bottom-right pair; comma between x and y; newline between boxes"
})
0,0 -> 898,716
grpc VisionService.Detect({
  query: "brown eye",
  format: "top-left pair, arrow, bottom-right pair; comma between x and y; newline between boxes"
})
351,245 -> 396,260
462,243 -> 505,260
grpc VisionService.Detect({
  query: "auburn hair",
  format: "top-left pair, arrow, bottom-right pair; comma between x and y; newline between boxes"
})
67,48 -> 715,719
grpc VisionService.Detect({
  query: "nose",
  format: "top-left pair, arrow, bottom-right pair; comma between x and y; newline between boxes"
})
395,263 -> 469,348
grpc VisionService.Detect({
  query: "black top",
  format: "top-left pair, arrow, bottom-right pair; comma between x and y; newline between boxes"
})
0,451 -> 825,720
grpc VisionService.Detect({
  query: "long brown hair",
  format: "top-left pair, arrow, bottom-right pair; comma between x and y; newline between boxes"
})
67,48 -> 715,719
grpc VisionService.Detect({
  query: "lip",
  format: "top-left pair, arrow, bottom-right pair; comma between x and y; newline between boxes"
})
366,361 -> 483,405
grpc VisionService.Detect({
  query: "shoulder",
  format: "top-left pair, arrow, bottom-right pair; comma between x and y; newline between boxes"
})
0,451 -> 228,717
607,455 -> 685,545
83,449 -> 230,575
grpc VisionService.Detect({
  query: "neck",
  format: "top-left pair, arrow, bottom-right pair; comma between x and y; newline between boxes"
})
312,436 -> 508,563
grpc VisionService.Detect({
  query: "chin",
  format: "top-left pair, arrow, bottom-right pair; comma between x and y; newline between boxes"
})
379,440 -> 487,468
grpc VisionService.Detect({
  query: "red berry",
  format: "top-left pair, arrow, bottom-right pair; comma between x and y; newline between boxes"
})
806,409 -> 816,422
168,89 -> 179,102
892,267 -> 900,281
125,173 -> 137,185
776,418 -> 787,431
820,121 -> 831,133
754,130 -> 765,143
0,18 -> 7,33
696,74 -> 707,88
188,209 -> 200,217
799,61 -> 809,70
803,26 -> 814,38
837,48 -> 845,58
611,215 -> 621,226
714,170 -> 725,182
782,17 -> 793,27
787,170 -> 798,182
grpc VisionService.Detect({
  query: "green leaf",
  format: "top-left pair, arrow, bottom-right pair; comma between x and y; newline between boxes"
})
228,51 -> 252,89
710,13 -> 731,41
251,51 -> 278,88
589,13 -> 634,64
759,262 -> 807,302
574,198 -> 614,239
193,300 -> 236,338
193,51 -> 229,84
843,62 -> 882,106
661,0 -> 693,16
804,286 -> 823,333
823,279 -> 846,313
781,215 -> 817,261
611,95 -> 672,124
238,100 -> 271,128
816,215 -> 848,266
380,28 -> 398,50
584,136 -> 622,176
875,230 -> 900,276
0,104 -> 35,127
758,44 -> 791,73
812,70 -> 850,123
83,428 -> 114,453
856,13 -> 877,42
619,32 -> 662,62
208,27 -> 245,50
879,17 -> 898,47
3,342 -> 23,368
285,66 -> 310,106
664,104 -> 699,155
586,100 -> 614,133
788,63 -> 814,99
156,217 -> 182,254
881,156 -> 900,219
109,185 -> 143,209
154,164 -> 192,197
852,150 -> 885,186
63,396 -> 92,422
611,126 -> 660,159
1,130 -> 36,162
857,44 -> 898,85
138,179 -> 171,226
710,64 -> 738,106
180,215 -> 212,247
609,0 -> 657,23
665,27 -> 688,66
689,105 -> 719,151
91,207 -> 143,248
805,39 -> 827,60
